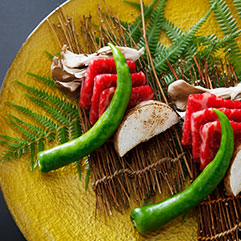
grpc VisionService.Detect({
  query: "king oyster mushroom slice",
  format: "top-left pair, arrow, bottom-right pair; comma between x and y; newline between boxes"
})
224,143 -> 241,196
168,79 -> 241,111
114,100 -> 179,157
52,45 -> 145,100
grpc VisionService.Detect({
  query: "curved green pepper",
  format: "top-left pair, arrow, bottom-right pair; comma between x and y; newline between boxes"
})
37,43 -> 132,172
130,109 -> 234,233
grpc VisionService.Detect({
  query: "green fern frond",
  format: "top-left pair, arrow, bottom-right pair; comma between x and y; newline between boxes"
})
46,132 -> 56,142
210,0 -> 241,74
27,72 -> 55,88
154,42 -> 167,57
8,114 -> 47,137
138,0 -> 167,56
210,0 -> 238,34
234,0 -> 241,18
196,30 -> 241,59
0,134 -> 29,162
1,149 -> 16,161
69,119 -> 82,139
37,138 -> 45,152
16,81 -> 79,119
0,139 -> 21,147
0,133 -> 28,144
122,0 -> 142,10
124,0 -> 159,44
6,102 -> 58,131
25,94 -> 71,126
45,51 -> 54,59
183,44 -> 198,60
153,6 -> 213,74
17,144 -> 28,159
57,126 -> 69,144
162,20 -> 199,60
162,18 -> 184,42
75,160 -> 82,180
192,34 -> 217,47
224,41 -> 241,74
6,116 -> 38,142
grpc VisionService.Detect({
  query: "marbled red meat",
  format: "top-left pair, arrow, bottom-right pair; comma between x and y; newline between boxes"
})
98,85 -> 154,119
200,121 -> 241,170
182,93 -> 241,146
89,72 -> 146,125
79,58 -> 136,109
191,108 -> 241,161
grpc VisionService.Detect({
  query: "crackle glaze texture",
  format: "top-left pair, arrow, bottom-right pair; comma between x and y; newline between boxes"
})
0,0 -> 240,240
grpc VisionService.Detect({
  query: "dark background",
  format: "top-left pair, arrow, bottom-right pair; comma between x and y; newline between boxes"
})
0,1 -> 66,240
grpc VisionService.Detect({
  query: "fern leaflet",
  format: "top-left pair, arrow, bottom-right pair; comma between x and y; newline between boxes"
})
210,0 -> 241,74
138,0 -> 167,56
27,72 -> 56,88
162,18 -> 184,42
25,94 -> 71,126
153,6 -> 213,74
6,102 -> 58,131
123,0 -> 159,44
234,0 -> 241,18
16,81 -> 79,119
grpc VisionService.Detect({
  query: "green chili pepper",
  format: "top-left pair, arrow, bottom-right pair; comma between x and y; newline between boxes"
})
130,109 -> 234,233
37,43 -> 132,172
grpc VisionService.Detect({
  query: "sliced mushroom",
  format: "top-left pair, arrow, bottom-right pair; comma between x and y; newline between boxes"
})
61,45 -> 144,78
51,57 -> 77,82
114,100 -> 179,157
224,144 -> 241,196
168,79 -> 241,111
55,81 -> 80,100
52,45 -> 144,100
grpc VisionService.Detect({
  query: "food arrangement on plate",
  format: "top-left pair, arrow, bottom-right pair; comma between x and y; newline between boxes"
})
1,0 -> 241,240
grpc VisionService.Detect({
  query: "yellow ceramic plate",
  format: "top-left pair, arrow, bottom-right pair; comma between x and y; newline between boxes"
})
0,0 -> 240,240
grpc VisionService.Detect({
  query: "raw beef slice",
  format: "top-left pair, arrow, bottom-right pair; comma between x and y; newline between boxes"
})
182,93 -> 241,146
200,121 -> 241,170
89,72 -> 146,125
191,108 -> 241,160
79,58 -> 136,109
98,85 -> 154,119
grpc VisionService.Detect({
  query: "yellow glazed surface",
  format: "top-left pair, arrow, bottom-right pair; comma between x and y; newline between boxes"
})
0,0 -> 240,240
